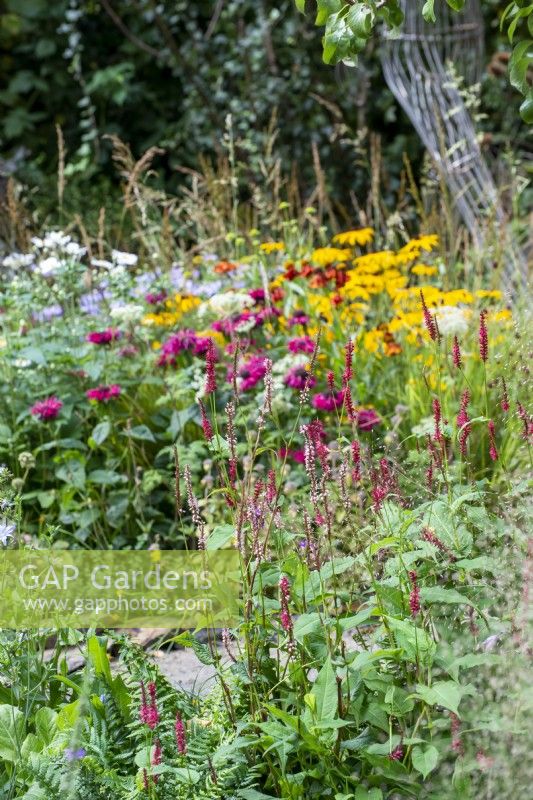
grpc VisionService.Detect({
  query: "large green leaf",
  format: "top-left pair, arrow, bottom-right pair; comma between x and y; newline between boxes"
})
0,704 -> 25,762
412,744 -> 439,778
386,617 -> 436,666
34,707 -> 58,747
414,680 -> 475,715
206,524 -> 235,551
311,655 -> 338,723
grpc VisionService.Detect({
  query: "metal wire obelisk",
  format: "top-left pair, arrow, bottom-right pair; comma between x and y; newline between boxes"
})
380,0 -> 527,294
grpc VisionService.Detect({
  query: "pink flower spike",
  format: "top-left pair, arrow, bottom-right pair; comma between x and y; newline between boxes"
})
420,291 -> 438,342
199,400 -> 213,441
343,339 -> 354,386
408,570 -> 420,615
488,419 -> 498,461
452,336 -> 462,369
175,713 -> 187,755
500,378 -> 509,413
204,339 -> 217,394
479,310 -> 488,362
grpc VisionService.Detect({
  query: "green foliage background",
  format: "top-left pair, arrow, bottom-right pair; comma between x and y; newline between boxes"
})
0,0 -> 529,222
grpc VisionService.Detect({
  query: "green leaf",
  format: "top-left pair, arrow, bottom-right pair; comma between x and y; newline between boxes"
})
419,586 -> 473,606
446,0 -> 465,10
37,490 -> 55,509
354,789 -> 383,800
414,680 -> 475,715
293,612 -> 324,642
422,0 -> 436,23
386,617 -> 436,666
126,424 -> 156,443
88,469 -> 124,485
0,704 -> 25,762
454,556 -> 497,573
90,420 -> 111,446
509,39 -> 533,94
87,636 -> 112,684
315,0 -> 342,27
55,460 -> 86,489
346,4 -> 374,37
294,0 -> 306,12
448,653 -> 501,680
311,655 -> 338,722
412,744 -> 439,778
34,707 -> 58,747
519,89 -> 533,122
206,524 -> 235,551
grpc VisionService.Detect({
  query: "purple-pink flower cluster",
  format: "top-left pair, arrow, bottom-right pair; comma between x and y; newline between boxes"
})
86,384 -> 121,403
30,396 -> 63,420
86,328 -> 121,345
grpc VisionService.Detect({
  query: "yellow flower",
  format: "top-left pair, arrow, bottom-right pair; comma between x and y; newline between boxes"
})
489,309 -> 512,323
311,247 -> 352,266
363,329 -> 383,355
151,340 -> 161,350
411,264 -> 438,276
406,234 -> 439,252
352,251 -> 396,272
260,241 -> 284,254
196,329 -> 226,348
475,290 -> 503,300
332,228 -> 374,247
440,290 -> 474,306
307,293 -> 333,325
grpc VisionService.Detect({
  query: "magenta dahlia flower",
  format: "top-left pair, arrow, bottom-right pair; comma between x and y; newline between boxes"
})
355,408 -> 381,431
231,355 -> 268,392
284,366 -> 316,391
288,336 -> 315,354
311,390 -> 346,412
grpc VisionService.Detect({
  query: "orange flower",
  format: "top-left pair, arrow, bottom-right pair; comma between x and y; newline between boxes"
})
214,261 -> 238,274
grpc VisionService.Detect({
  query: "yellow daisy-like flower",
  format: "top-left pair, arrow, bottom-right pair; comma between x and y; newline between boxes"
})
151,340 -> 161,350
407,234 -> 439,252
353,250 -> 396,272
311,247 -> 352,266
489,309 -> 512,323
440,289 -> 474,306
411,264 -> 438,276
260,241 -> 284,254
475,290 -> 503,300
332,228 -> 374,247
174,294 -> 201,314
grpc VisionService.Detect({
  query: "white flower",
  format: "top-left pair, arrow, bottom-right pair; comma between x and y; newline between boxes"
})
35,256 -> 61,276
109,303 -> 144,323
91,258 -> 113,270
0,518 -> 15,546
272,353 -> 309,375
111,249 -> 138,267
234,317 -> 256,333
2,253 -> 35,270
64,241 -> 86,259
433,306 -> 470,336
199,291 -> 254,319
